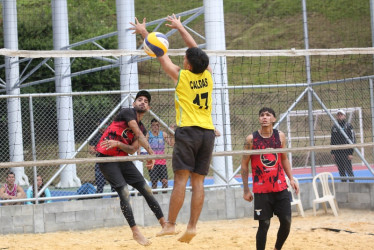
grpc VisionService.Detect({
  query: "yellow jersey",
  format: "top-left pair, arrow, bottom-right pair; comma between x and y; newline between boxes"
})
175,69 -> 214,130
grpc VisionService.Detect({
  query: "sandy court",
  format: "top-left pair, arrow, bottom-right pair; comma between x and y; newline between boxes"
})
2,209 -> 374,250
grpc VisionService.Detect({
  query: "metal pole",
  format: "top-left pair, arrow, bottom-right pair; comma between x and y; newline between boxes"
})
29,97 -> 38,204
29,96 -> 38,233
302,0 -> 316,176
369,0 -> 374,159
370,79 -> 374,159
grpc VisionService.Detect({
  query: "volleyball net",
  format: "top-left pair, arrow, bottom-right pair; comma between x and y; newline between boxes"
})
1,48 -> 374,203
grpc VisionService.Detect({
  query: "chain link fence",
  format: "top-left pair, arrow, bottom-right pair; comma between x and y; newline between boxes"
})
1,0 -> 374,204
1,74 -> 374,204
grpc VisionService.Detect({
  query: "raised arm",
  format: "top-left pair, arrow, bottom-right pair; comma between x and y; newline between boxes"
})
165,14 -> 212,73
279,131 -> 299,194
165,14 -> 197,48
164,14 -> 215,74
129,17 -> 180,84
241,134 -> 254,202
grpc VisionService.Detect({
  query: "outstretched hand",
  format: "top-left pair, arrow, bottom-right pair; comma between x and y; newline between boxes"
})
165,14 -> 183,30
129,17 -> 148,37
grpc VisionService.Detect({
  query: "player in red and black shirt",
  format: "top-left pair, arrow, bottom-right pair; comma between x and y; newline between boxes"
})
97,90 -> 165,246
241,107 -> 299,250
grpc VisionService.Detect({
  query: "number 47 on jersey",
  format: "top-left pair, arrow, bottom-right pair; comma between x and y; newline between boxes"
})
193,92 -> 209,109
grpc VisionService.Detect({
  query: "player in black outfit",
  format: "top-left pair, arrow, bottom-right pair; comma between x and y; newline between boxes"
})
96,90 -> 165,246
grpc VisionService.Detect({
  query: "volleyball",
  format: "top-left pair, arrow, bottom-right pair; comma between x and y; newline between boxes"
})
143,32 -> 169,58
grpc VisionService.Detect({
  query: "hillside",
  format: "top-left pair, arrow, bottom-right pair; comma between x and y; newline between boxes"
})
0,0 -> 371,49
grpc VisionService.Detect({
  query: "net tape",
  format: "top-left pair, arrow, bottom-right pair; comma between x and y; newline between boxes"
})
2,47 -> 374,58
0,142 -> 373,169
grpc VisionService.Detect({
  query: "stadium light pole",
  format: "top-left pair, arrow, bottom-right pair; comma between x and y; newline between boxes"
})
3,0 -> 29,185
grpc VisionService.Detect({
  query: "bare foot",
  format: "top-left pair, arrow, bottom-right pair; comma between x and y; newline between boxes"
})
133,230 -> 151,246
156,222 -> 180,237
178,229 -> 196,243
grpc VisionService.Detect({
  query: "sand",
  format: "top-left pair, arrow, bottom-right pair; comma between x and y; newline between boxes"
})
2,209 -> 374,250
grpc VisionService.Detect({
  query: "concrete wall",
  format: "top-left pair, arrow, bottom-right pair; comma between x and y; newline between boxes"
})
1,182 -> 373,234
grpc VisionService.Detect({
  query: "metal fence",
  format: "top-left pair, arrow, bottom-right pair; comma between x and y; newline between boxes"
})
1,73 -> 374,205
1,0 -> 374,204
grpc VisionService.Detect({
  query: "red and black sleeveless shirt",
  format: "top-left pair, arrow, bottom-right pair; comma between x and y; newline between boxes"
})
250,129 -> 287,193
96,108 -> 146,156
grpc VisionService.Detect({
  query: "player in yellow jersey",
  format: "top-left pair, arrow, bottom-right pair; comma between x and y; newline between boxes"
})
131,14 -> 216,243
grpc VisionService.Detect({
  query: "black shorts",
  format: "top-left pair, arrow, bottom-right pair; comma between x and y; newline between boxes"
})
97,155 -> 145,188
253,189 -> 291,220
148,164 -> 168,182
172,126 -> 215,175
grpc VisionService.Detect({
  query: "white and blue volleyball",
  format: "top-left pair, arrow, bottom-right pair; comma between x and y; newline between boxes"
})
143,32 -> 169,58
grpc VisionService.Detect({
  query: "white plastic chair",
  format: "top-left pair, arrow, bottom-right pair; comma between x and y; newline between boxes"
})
312,172 -> 339,217
286,177 -> 304,217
